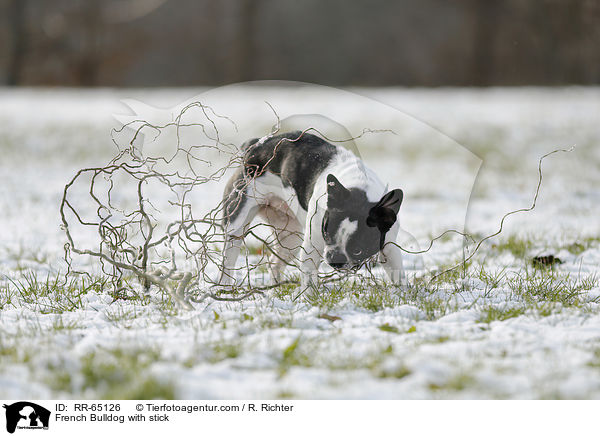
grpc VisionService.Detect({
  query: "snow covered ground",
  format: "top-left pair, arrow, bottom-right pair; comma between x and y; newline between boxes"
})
1,85 -> 599,399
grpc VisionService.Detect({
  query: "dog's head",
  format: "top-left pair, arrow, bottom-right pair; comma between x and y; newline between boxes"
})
322,174 -> 403,269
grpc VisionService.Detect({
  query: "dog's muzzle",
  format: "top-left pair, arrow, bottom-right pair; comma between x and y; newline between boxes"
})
326,251 -> 361,271
328,262 -> 346,269
325,250 -> 348,270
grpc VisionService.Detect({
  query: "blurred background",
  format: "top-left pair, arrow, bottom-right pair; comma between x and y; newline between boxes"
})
1,0 -> 599,87
2,1 -> 600,402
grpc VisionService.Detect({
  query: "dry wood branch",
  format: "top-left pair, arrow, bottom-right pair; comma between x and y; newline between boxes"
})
61,100 -> 572,310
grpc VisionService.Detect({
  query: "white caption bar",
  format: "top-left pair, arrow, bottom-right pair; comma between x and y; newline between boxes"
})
0,400 -> 597,435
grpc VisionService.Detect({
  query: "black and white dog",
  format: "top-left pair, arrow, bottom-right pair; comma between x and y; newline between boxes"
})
219,131 -> 405,295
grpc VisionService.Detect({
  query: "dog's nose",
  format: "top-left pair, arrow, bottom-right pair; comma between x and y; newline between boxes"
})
329,262 -> 347,269
326,250 -> 348,269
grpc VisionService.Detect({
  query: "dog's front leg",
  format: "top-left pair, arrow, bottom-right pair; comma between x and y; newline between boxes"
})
296,237 -> 322,300
218,235 -> 243,286
381,240 -> 406,289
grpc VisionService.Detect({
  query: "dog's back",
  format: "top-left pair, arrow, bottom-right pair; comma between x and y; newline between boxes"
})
239,131 -> 338,210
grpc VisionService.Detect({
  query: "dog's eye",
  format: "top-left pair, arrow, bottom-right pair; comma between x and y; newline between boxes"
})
352,249 -> 362,256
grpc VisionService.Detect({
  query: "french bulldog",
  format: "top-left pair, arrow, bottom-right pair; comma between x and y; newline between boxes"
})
219,131 -> 405,295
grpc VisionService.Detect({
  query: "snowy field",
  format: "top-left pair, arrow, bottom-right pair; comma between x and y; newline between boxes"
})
1,85 -> 600,399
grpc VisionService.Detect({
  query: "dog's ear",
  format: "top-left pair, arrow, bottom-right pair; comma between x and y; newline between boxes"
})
367,189 -> 403,233
376,189 -> 403,215
326,174 -> 350,209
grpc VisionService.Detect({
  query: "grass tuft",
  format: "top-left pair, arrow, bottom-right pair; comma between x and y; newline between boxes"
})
492,235 -> 533,259
507,267 -> 598,306
8,272 -> 108,314
378,323 -> 399,334
478,305 -> 526,323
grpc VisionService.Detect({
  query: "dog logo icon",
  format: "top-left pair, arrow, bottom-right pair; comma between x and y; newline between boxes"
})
2,402 -> 50,433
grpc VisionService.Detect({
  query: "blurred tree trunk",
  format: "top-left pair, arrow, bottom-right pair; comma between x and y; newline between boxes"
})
228,0 -> 259,83
470,0 -> 500,86
75,0 -> 101,86
7,0 -> 27,85
564,0 -> 584,83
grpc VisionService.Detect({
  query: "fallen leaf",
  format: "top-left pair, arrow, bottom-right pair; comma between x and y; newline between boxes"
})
318,313 -> 342,322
